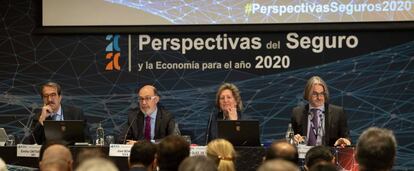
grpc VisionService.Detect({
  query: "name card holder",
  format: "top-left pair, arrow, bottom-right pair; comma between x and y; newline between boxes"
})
190,146 -> 206,156
16,144 -> 41,157
109,144 -> 133,157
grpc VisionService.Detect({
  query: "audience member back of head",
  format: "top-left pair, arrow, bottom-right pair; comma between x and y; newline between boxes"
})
75,158 -> 118,171
258,159 -> 300,171
304,146 -> 335,170
206,139 -> 236,171
356,127 -> 397,171
265,140 -> 298,164
178,156 -> 217,171
39,142 -> 73,171
157,135 -> 190,171
129,140 -> 157,171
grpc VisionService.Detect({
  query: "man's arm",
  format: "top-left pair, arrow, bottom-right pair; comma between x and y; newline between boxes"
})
334,107 -> 351,147
32,111 -> 45,144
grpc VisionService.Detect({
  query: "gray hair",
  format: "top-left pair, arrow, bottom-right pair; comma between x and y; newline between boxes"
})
303,76 -> 329,101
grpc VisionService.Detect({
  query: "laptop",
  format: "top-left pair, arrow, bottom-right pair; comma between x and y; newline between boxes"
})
217,120 -> 261,146
43,120 -> 85,145
0,128 -> 7,146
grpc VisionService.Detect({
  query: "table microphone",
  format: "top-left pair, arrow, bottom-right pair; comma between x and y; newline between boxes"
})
122,114 -> 139,144
16,116 -> 38,145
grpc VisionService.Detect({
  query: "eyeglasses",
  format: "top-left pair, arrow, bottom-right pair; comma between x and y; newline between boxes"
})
311,92 -> 325,97
43,93 -> 58,99
138,96 -> 156,102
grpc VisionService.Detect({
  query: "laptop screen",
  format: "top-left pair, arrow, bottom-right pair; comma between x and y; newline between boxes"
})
43,120 -> 85,145
217,120 -> 261,146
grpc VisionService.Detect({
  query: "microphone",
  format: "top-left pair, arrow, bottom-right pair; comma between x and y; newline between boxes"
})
205,108 -> 215,145
122,113 -> 139,144
15,115 -> 38,145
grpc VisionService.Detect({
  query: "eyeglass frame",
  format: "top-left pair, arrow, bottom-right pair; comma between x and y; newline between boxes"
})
311,91 -> 326,98
138,96 -> 157,102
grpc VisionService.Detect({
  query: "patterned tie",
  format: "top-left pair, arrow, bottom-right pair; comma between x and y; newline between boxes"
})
308,109 -> 319,146
144,116 -> 151,141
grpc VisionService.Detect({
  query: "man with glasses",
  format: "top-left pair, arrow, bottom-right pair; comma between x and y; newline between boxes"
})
32,82 -> 88,144
291,76 -> 350,147
121,85 -> 177,144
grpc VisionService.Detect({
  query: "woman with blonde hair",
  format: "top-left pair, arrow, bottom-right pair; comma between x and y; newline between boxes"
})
206,83 -> 244,143
206,139 -> 236,171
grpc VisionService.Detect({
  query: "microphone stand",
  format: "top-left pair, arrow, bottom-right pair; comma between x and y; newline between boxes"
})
16,114 -> 38,145
205,108 -> 215,145
122,112 -> 139,144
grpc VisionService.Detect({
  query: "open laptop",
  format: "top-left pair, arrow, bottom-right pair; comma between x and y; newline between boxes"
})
217,120 -> 261,146
43,120 -> 85,145
0,128 -> 7,146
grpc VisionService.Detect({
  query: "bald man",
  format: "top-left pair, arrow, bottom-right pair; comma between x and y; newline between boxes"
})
120,85 -> 177,144
39,144 -> 73,171
264,140 -> 299,164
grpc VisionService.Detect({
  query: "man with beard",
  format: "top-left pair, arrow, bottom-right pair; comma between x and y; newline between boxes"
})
291,76 -> 350,147
32,82 -> 88,144
121,85 -> 177,144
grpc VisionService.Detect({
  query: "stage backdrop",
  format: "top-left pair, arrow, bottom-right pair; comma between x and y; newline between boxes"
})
0,1 -> 413,170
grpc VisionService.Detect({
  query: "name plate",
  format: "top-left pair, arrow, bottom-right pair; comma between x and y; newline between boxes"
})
297,145 -> 313,159
109,144 -> 133,157
16,144 -> 41,157
190,146 -> 206,156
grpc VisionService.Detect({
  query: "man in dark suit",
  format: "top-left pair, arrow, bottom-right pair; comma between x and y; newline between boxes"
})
32,82 -> 88,144
121,85 -> 177,144
291,76 -> 350,147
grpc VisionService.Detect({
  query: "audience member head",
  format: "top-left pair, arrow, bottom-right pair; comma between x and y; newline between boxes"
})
257,159 -> 300,171
0,158 -> 7,171
75,158 -> 118,171
215,83 -> 243,113
138,85 -> 160,116
304,146 -> 335,170
41,82 -> 62,113
206,139 -> 236,171
39,140 -> 67,161
309,162 -> 338,171
356,127 -> 397,171
39,143 -> 73,171
178,156 -> 218,171
75,148 -> 107,168
265,140 -> 298,164
157,135 -> 190,171
129,140 -> 157,169
303,76 -> 329,107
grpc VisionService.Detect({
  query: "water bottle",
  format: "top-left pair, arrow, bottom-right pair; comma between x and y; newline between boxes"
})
174,123 -> 181,136
285,123 -> 294,145
95,123 -> 105,146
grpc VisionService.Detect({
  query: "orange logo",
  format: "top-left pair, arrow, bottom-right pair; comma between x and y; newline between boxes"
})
105,34 -> 121,71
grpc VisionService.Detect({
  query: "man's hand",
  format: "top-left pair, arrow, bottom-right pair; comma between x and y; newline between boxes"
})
293,134 -> 305,144
334,138 -> 351,148
39,105 -> 53,125
126,140 -> 137,145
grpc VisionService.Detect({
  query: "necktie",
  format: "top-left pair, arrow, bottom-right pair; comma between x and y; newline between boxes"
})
144,116 -> 151,141
308,109 -> 319,146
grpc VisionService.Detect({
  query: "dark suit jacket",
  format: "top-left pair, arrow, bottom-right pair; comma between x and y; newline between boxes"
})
32,105 -> 89,144
206,110 -> 242,143
291,103 -> 349,146
119,106 -> 176,143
